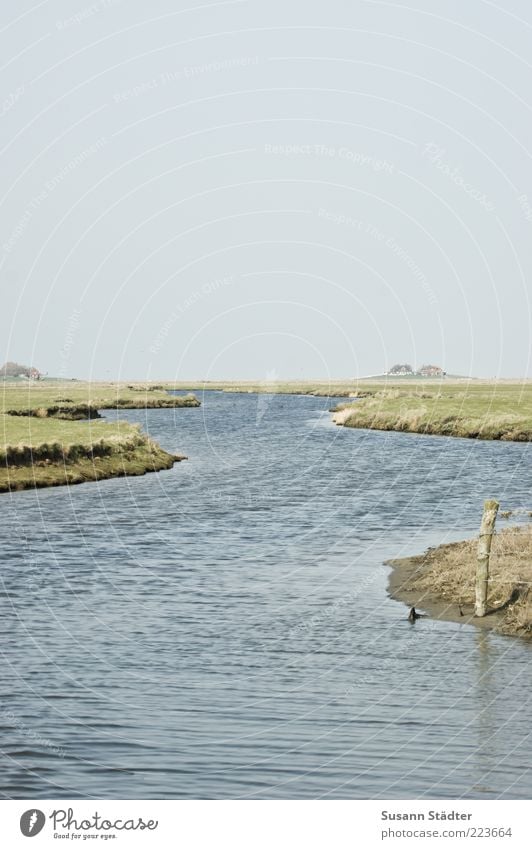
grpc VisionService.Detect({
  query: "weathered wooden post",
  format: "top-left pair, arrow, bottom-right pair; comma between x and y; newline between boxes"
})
474,499 -> 499,617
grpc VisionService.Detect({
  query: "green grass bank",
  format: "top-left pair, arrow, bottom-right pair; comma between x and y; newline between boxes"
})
331,380 -> 532,441
388,525 -> 532,639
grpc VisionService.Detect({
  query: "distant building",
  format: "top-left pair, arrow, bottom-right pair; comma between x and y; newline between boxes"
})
388,363 -> 414,376
418,364 -> 445,378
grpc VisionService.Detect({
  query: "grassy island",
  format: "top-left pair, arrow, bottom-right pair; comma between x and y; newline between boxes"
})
0,381 -> 199,493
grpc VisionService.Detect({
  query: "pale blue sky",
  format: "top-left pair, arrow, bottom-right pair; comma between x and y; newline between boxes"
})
1,0 -> 531,379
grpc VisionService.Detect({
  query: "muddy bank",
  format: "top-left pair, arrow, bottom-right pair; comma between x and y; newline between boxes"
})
0,431 -> 186,493
6,403 -> 102,420
387,527 -> 532,639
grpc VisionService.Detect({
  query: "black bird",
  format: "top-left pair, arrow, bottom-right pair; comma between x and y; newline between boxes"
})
408,607 -> 422,622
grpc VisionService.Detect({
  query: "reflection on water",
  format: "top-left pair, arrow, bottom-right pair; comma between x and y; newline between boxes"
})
0,391 -> 531,799
471,630 -> 497,795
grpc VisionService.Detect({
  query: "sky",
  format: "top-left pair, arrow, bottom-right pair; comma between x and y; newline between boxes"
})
1,0 -> 531,380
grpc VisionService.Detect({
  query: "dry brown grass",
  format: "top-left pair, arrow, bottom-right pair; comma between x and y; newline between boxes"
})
401,526 -> 532,638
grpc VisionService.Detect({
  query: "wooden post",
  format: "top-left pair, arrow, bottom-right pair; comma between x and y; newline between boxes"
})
474,499 -> 499,617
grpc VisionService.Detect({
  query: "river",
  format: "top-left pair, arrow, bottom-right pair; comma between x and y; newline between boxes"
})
1,390 -> 531,799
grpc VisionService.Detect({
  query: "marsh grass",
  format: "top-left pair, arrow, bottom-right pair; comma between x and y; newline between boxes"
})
397,526 -> 532,638
331,381 -> 532,441
0,381 -> 199,414
6,403 -> 102,420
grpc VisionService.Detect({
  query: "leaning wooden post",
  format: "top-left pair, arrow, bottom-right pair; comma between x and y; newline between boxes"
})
474,499 -> 499,617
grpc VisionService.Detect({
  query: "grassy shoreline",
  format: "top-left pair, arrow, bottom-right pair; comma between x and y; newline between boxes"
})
387,526 -> 532,639
164,380 -> 366,397
164,377 -> 532,443
0,381 -> 199,493
331,381 -> 532,442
